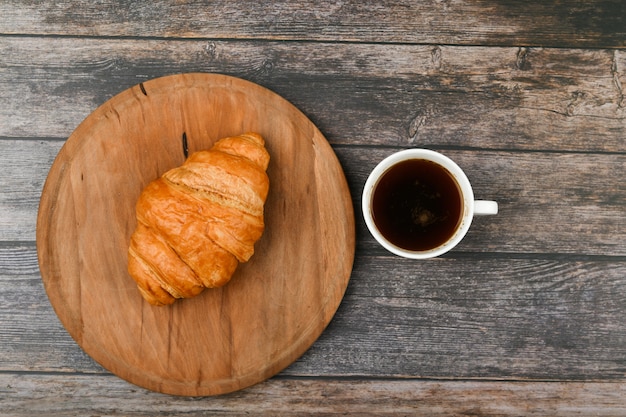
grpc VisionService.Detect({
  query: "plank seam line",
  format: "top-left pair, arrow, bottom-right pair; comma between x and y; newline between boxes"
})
1,370 -> 623,384
273,374 -> 626,384
3,137 -> 625,156
332,143 -> 626,156
364,250 -> 626,263
0,33 -> 623,50
4,242 -> 626,261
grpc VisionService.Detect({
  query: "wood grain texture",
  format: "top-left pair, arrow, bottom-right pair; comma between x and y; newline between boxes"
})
2,0 -> 626,412
1,38 -> 624,152
35,74 -> 355,395
1,0 -> 624,48
302,254 -> 626,380
3,246 -> 626,380
3,138 -> 623,255
2,374 -> 626,416
342,148 -> 626,256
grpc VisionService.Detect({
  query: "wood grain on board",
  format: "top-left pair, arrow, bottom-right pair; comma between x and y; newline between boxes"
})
35,74 -> 355,396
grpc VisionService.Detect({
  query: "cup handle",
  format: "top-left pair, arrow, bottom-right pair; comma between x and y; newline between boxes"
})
474,200 -> 498,215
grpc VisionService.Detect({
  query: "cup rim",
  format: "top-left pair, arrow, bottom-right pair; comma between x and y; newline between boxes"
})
362,149 -> 475,259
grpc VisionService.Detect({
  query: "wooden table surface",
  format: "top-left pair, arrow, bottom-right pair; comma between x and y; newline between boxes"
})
1,1 -> 625,415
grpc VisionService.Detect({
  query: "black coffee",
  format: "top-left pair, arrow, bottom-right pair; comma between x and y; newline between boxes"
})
371,159 -> 463,251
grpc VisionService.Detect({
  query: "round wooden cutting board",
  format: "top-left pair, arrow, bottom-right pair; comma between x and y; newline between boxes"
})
36,73 -> 355,396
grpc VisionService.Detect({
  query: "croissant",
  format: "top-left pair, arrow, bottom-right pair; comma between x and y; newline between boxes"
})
127,132 -> 270,306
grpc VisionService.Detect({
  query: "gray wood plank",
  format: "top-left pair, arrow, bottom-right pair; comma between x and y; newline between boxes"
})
3,138 -> 624,255
1,38 -> 624,152
1,373 -> 625,416
1,0 -> 624,48
340,147 -> 626,256
2,245 -> 625,380
294,254 -> 626,380
0,140 -> 62,241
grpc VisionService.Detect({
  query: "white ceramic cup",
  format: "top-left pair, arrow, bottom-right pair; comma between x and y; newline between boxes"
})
362,149 -> 498,259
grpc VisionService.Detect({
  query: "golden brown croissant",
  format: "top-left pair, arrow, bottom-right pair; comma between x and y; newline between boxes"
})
127,132 -> 270,306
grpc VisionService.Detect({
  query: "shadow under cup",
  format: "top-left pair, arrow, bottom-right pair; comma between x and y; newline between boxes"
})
362,149 -> 497,259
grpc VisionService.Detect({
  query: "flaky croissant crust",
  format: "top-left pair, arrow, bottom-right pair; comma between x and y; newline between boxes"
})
127,133 -> 270,305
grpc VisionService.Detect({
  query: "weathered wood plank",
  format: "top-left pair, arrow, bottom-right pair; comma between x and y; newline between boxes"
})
2,37 -> 624,152
2,138 -> 624,255
297,254 -> 626,380
0,139 -> 62,241
3,245 -> 625,380
1,38 -> 624,152
0,243 -> 102,372
1,373 -> 625,416
343,147 -> 626,256
0,0 -> 624,48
